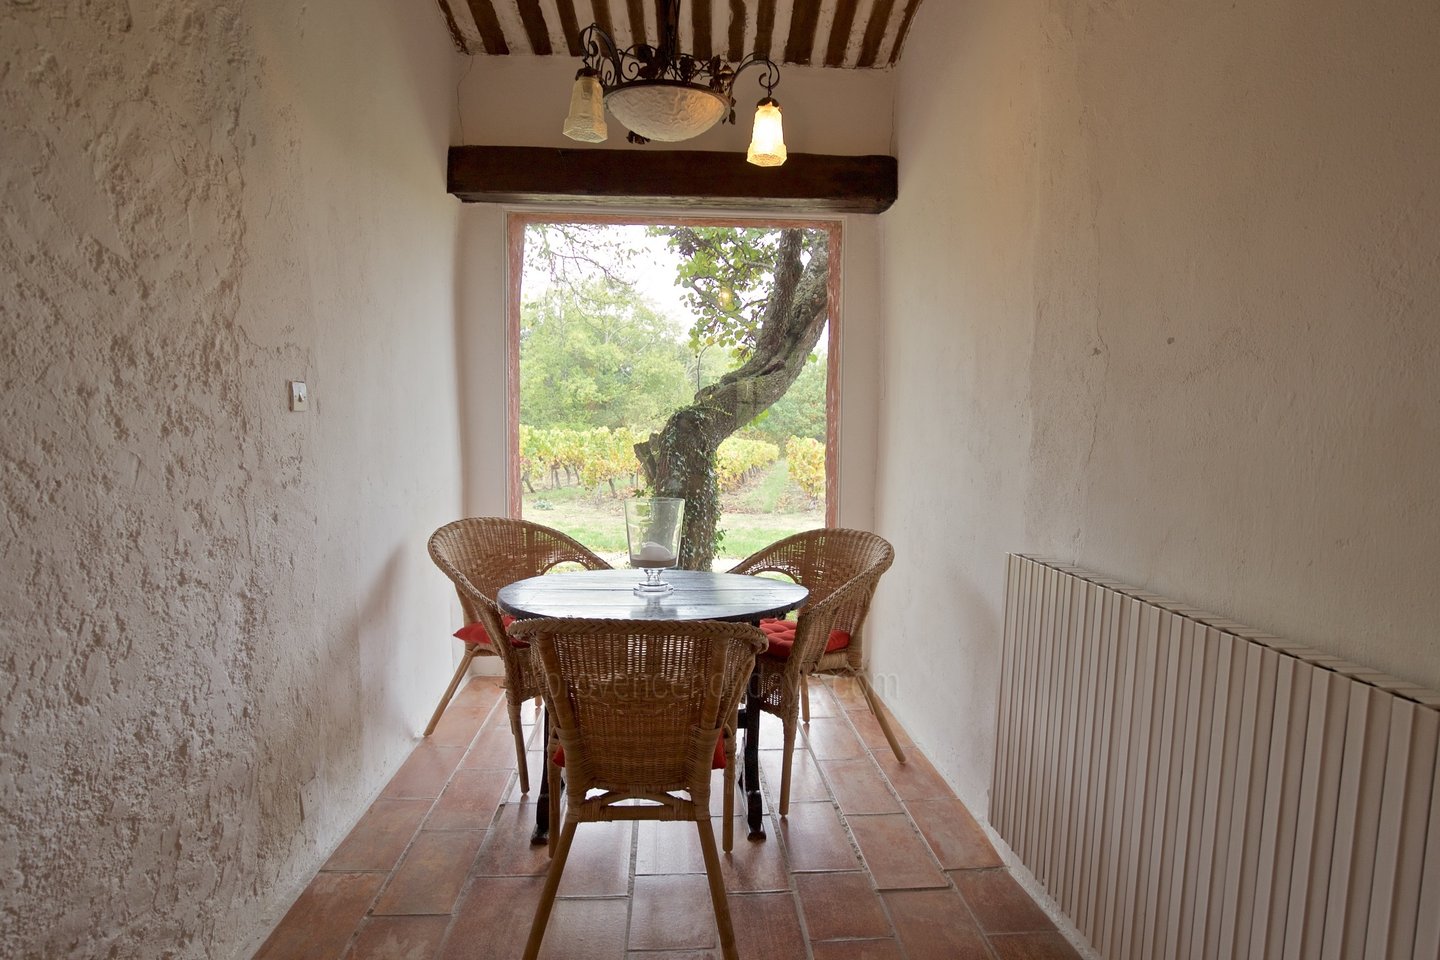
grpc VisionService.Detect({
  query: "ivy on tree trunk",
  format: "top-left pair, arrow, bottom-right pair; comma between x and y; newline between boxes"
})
635,229 -> 829,570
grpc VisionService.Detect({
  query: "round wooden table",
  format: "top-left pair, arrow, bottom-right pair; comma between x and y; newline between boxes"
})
499,568 -> 807,622
498,568 -> 808,842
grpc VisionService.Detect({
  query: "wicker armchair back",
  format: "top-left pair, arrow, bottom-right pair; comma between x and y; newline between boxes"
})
425,517 -> 610,790
727,528 -> 900,814
508,617 -> 766,960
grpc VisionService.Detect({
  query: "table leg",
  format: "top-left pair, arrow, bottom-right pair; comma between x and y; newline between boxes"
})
531,705 -> 550,845
743,665 -> 765,841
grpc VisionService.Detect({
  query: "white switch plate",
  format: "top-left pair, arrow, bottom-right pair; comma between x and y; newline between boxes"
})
288,380 -> 308,412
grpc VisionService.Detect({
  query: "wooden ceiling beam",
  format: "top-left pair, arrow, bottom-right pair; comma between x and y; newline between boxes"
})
825,0 -> 861,67
890,0 -> 923,64
754,0 -> 777,60
857,0 -> 895,68
448,145 -> 898,214
442,0 -> 928,66
436,0 -> 473,53
556,0 -> 583,55
726,0 -> 746,60
465,0 -> 510,54
515,0 -> 552,54
625,0 -> 647,46
691,0 -> 712,58
592,0 -> 617,46
783,0 -> 822,65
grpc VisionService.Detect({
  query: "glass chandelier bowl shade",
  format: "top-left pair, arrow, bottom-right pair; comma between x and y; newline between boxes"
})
563,2 -> 785,154
746,98 -> 787,167
604,81 -> 730,142
562,72 -> 609,143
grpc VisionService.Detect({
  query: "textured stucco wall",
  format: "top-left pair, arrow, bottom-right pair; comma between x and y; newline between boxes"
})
873,0 -> 1440,815
0,2 -> 464,956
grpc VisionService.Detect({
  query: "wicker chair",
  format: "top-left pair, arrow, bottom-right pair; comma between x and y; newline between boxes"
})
510,617 -> 765,960
425,518 -> 611,792
727,528 -> 900,815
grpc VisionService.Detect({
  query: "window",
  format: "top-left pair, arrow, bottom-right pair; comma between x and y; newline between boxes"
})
508,214 -> 840,569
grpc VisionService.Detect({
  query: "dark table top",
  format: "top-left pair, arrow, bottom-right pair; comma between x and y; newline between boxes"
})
497,569 -> 808,623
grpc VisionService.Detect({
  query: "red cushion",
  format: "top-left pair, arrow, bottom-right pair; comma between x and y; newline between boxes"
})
552,734 -> 727,770
454,614 -> 521,648
759,618 -> 850,659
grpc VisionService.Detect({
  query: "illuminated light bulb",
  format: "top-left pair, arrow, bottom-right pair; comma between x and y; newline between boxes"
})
746,97 -> 786,167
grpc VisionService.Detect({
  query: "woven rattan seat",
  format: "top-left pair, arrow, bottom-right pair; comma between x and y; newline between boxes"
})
509,617 -> 766,960
727,528 -> 900,815
426,517 -> 610,792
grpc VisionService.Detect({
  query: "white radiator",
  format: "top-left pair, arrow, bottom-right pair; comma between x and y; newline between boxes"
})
992,555 -> 1440,960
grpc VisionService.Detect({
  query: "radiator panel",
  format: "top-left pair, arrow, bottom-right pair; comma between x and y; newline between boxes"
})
993,556 -> 1440,960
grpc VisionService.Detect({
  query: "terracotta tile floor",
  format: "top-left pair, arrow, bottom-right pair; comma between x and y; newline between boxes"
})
254,676 -> 1081,960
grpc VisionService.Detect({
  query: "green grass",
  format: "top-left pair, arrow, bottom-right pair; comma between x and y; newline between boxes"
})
734,458 -> 791,513
712,509 -> 823,561
526,482 -> 606,507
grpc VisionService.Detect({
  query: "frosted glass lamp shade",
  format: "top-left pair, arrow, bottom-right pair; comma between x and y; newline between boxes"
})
746,98 -> 787,167
563,74 -> 608,143
605,81 -> 729,142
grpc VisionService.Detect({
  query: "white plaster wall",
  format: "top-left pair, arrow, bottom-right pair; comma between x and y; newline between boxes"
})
456,56 -> 895,155
835,214 -> 882,532
0,2 -> 464,956
456,204 -> 511,517
873,0 -> 1440,816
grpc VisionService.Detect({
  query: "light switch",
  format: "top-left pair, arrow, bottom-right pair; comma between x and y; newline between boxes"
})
288,380 -> 308,412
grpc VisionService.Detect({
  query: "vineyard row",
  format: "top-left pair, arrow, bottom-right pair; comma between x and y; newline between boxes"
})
519,425 -> 824,500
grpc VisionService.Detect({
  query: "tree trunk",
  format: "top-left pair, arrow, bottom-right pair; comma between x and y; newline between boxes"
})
635,230 -> 829,570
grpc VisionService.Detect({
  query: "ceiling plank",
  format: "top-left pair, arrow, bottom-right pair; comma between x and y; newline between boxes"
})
516,0 -> 553,53
783,0 -> 822,65
754,0 -> 777,61
445,0 -> 487,52
536,0 -> 570,53
448,145 -> 898,214
464,0 -> 510,54
726,0 -> 745,60
592,0 -> 617,46
888,0 -> 922,64
824,0 -> 860,67
444,0 -> 930,65
555,0 -> 583,54
489,0 -> 531,53
625,0 -> 646,46
692,0 -> 712,59
855,0 -> 893,67
435,0 -> 472,52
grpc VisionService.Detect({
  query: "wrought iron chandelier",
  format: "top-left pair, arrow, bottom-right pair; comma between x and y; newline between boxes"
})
562,0 -> 787,166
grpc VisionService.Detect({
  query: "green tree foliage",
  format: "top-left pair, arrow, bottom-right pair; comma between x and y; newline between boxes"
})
635,228 -> 831,569
659,226 -> 782,361
521,223 -> 831,568
749,355 -> 827,444
519,280 -> 691,431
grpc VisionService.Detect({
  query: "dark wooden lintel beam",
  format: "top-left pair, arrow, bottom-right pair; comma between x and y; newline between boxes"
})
447,146 -> 898,214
